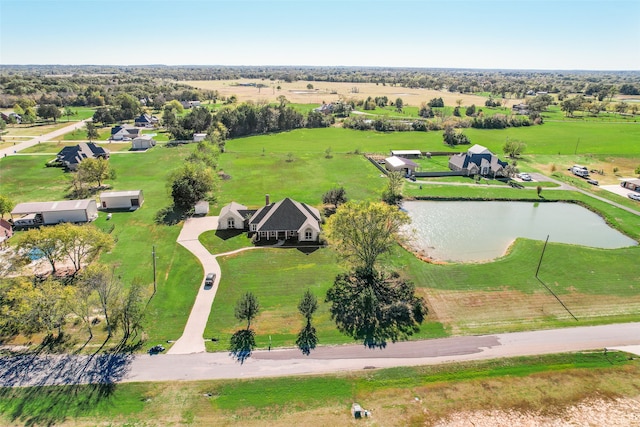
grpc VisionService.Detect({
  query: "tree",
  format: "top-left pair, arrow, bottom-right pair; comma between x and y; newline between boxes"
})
37,104 -> 62,122
114,93 -> 142,120
57,223 -> 114,273
20,227 -> 64,274
324,201 -> 411,275
427,97 -> 444,108
0,195 -> 15,219
326,270 -> 427,347
92,107 -> 115,125
465,104 -> 476,117
118,278 -> 148,342
453,106 -> 461,117
382,171 -> 404,205
322,187 -> 347,210
296,289 -> 319,355
64,107 -> 74,122
418,102 -> 434,118
306,83 -> 314,90
235,291 -> 260,330
80,265 -> 120,338
502,138 -> 526,158
394,97 -> 404,112
443,126 -> 470,146
168,163 -> 216,212
164,99 -> 184,114
85,122 -> 99,142
635,165 -> 640,176
77,157 -> 115,188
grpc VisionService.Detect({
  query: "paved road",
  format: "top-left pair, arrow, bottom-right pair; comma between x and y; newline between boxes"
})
2,322 -> 639,387
0,119 -> 90,158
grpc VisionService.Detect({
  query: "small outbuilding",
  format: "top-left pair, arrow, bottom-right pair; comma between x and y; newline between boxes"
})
11,199 -> 98,227
131,135 -> 156,150
193,133 -> 207,142
385,156 -> 418,175
99,190 -> 144,210
194,200 -> 210,216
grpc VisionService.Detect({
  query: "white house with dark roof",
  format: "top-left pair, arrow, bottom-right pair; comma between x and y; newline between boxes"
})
218,196 -> 321,242
134,113 -> 158,128
448,144 -> 507,177
110,124 -> 141,141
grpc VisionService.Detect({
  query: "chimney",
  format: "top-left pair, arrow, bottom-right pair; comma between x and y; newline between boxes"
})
265,194 -> 270,206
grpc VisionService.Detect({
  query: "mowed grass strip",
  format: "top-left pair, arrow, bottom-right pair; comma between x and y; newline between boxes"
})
0,352 -> 635,426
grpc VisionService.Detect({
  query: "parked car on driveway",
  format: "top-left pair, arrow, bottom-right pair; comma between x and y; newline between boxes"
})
149,344 -> 165,354
628,193 -> 640,201
587,179 -> 599,186
519,173 -> 532,181
204,272 -> 216,288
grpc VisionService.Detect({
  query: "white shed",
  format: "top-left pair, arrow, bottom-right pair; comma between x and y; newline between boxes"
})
193,133 -> 207,142
11,199 -> 98,226
195,200 -> 209,216
390,149 -> 421,158
99,190 -> 144,210
385,156 -> 418,175
131,135 -> 156,150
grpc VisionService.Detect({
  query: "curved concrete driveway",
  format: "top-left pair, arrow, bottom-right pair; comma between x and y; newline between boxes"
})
168,217 -> 259,354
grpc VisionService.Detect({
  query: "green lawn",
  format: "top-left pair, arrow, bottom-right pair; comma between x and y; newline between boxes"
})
62,127 -> 110,141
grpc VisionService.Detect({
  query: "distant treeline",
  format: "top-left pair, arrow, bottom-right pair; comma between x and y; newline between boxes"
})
1,65 -> 639,108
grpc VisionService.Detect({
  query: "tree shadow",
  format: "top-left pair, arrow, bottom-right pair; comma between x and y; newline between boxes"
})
228,329 -> 255,364
0,349 -> 133,426
296,323 -> 318,356
154,205 -> 185,225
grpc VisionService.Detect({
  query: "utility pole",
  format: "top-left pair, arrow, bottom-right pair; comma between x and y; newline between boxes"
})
152,245 -> 157,294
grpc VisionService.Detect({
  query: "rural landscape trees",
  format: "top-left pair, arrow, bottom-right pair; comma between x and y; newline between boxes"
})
324,201 -> 427,347
230,292 -> 260,360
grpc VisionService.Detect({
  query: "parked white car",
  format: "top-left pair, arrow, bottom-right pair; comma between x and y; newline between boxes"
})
519,173 -> 532,181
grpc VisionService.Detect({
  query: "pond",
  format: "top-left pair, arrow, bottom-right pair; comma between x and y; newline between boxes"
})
402,201 -> 637,263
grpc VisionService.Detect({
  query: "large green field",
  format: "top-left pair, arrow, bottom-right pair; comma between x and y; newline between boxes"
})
1,119 -> 639,350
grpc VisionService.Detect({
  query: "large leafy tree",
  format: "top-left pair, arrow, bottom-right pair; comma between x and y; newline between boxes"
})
85,122 -> 99,142
322,187 -> 347,210
296,289 -> 319,355
168,162 -> 216,212
20,227 -> 64,274
235,291 -> 260,330
502,139 -> 526,158
77,157 -> 115,188
57,223 -> 114,273
324,201 -> 410,276
37,104 -> 61,122
326,270 -> 427,347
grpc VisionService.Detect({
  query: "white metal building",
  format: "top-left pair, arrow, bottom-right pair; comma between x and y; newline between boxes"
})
131,135 -> 156,150
11,199 -> 99,226
99,190 -> 144,210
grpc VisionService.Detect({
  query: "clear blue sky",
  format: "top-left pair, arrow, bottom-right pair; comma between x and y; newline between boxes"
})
1,0 -> 638,70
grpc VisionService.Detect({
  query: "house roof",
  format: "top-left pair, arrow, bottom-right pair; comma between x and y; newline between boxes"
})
100,190 -> 142,199
467,144 -> 491,155
385,156 -> 418,168
251,198 -> 320,232
111,125 -> 140,136
134,114 -> 152,123
390,150 -> 421,156
133,134 -> 154,141
12,199 -> 95,215
56,142 -> 109,167
220,201 -> 248,218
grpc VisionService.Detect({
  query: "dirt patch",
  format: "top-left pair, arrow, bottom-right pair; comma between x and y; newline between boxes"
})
181,79 -> 518,108
432,396 -> 640,427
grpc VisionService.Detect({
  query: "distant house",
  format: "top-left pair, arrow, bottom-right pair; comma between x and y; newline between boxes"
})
180,100 -> 201,109
512,103 -> 529,115
218,196 -> 321,243
131,134 -> 156,150
1,112 -> 21,124
134,114 -> 158,128
11,199 -> 98,227
110,124 -> 141,141
56,142 -> 110,171
448,144 -> 507,177
99,190 -> 144,210
390,150 -> 422,159
621,179 -> 640,192
385,156 -> 418,176
314,103 -> 334,114
193,133 -> 207,142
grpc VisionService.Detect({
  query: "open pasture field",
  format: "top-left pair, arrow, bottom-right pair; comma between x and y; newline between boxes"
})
182,79 -> 512,108
1,121 -> 73,137
0,352 -> 637,426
